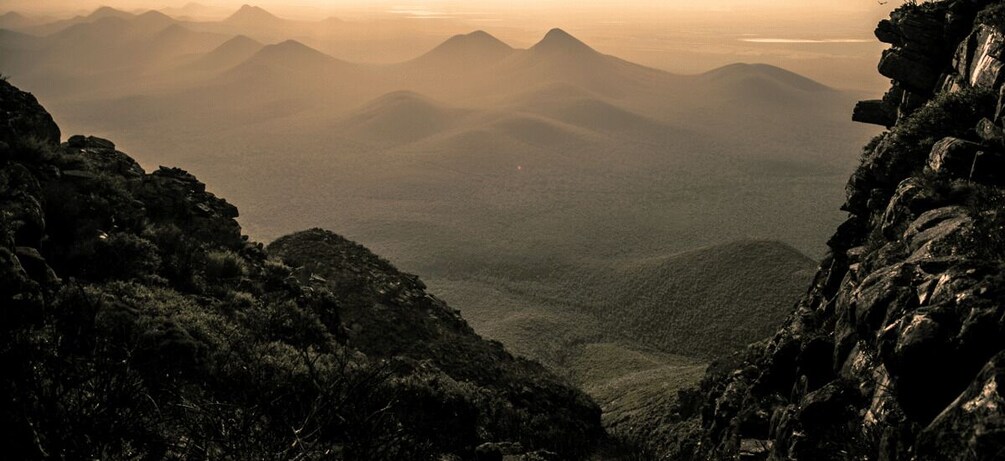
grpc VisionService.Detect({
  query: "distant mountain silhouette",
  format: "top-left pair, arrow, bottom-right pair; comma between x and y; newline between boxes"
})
223,4 -> 283,27
412,30 -> 514,70
529,28 -> 600,58
0,28 -> 39,51
193,5 -> 343,45
160,2 -> 230,20
506,83 -> 665,134
87,6 -> 135,21
342,91 -> 467,143
25,6 -> 135,36
239,39 -> 340,70
0,11 -> 42,30
491,28 -> 668,97
214,40 -> 358,106
143,23 -> 225,63
702,62 -> 832,92
36,14 -> 225,72
187,34 -> 263,71
131,10 -> 177,31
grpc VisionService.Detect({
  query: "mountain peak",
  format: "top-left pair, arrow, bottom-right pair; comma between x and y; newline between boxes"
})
135,9 -> 175,26
226,4 -> 279,23
248,39 -> 337,68
437,30 -> 511,53
88,6 -> 132,19
544,28 -> 575,41
270,39 -> 316,52
221,34 -> 261,48
414,30 -> 513,67
531,28 -> 596,55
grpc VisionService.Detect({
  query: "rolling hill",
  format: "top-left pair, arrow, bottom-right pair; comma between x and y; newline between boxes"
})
581,240 -> 817,358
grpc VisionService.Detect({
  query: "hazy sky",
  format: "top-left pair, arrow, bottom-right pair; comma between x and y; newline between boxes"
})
4,0 -> 890,15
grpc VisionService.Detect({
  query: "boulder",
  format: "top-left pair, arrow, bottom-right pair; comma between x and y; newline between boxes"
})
879,177 -> 941,240
875,19 -> 902,46
902,206 -> 972,257
879,48 -> 942,93
926,137 -> 981,177
893,7 -> 947,51
853,100 -> 897,127
66,135 -> 115,150
797,381 -> 858,430
975,117 -> 1004,145
739,438 -> 772,460
827,216 -> 867,252
849,263 -> 922,334
964,25 -> 1005,90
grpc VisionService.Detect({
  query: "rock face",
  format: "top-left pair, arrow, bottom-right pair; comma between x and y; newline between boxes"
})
0,79 -> 602,460
670,2 -> 1005,459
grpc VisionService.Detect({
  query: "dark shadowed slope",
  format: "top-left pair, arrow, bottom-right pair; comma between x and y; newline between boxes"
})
0,78 -> 603,460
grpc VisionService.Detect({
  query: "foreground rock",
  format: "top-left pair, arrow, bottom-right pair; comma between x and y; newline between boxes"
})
663,2 -> 1005,459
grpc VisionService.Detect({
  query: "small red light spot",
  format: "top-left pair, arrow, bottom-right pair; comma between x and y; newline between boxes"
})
517,165 -> 523,171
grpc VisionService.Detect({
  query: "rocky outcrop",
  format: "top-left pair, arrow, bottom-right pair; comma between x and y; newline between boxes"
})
859,1 -> 986,127
0,79 -> 59,146
675,2 -> 1005,460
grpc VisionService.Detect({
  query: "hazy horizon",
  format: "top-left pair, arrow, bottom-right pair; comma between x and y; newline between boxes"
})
1,0 -> 892,91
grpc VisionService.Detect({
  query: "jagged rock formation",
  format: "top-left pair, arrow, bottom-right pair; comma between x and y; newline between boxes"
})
674,2 -> 1005,459
0,79 -> 602,460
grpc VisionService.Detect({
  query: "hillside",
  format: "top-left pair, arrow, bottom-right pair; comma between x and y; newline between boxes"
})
582,240 -> 816,359
0,79 -> 602,460
662,1 -> 1005,459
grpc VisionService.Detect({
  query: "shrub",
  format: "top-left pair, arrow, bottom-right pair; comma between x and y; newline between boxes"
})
890,86 -> 996,160
89,233 -> 161,281
204,249 -> 247,281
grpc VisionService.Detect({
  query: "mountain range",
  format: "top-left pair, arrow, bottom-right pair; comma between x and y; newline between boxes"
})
0,5 -> 880,455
